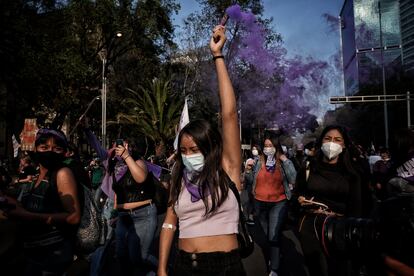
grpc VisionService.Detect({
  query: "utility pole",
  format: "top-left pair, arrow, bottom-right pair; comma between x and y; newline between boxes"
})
99,50 -> 107,149
378,1 -> 389,147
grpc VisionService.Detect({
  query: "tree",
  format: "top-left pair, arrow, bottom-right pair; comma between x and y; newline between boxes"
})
116,78 -> 183,148
1,0 -> 179,138
173,1 -> 324,137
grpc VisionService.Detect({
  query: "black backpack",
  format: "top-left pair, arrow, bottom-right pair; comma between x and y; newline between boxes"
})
147,171 -> 169,215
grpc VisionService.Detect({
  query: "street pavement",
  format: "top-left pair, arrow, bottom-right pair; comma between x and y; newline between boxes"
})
242,221 -> 309,276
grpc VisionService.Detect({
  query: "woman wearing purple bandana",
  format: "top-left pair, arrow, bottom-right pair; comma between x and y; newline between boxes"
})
106,139 -> 159,275
244,133 -> 296,276
5,128 -> 81,275
158,25 -> 245,276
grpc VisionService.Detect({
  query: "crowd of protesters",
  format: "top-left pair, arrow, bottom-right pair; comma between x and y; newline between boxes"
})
0,25 -> 413,276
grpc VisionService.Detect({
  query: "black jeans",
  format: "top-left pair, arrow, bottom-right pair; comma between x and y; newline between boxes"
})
172,249 -> 246,276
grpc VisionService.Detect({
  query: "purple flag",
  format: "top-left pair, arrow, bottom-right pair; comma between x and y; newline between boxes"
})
145,161 -> 162,180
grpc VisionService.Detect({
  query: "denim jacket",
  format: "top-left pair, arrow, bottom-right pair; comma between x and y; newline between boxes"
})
244,158 -> 297,200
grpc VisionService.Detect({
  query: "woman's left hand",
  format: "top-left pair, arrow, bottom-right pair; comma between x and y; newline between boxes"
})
279,154 -> 288,162
210,25 -> 226,56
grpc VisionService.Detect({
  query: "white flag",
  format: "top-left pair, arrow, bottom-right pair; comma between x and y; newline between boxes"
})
12,134 -> 20,158
174,98 -> 190,150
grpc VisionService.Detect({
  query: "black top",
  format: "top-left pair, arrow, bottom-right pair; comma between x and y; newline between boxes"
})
112,170 -> 155,204
20,175 -> 70,248
296,160 -> 362,216
19,165 -> 37,180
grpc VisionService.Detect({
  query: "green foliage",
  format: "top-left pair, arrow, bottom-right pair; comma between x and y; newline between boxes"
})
174,0 -> 283,124
1,0 -> 179,134
117,78 -> 183,146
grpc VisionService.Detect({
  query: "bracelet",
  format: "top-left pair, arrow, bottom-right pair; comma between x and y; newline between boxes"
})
123,155 -> 131,160
162,223 -> 177,231
213,55 -> 224,61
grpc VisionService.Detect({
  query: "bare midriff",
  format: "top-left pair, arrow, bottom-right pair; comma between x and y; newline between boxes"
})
179,234 -> 239,253
117,199 -> 152,210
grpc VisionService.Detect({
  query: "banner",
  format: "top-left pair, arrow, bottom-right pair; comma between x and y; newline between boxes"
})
173,98 -> 190,150
11,135 -> 20,158
19,118 -> 38,151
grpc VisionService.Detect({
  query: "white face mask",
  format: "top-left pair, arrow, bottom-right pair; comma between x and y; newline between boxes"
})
181,153 -> 205,172
321,142 -> 343,160
252,149 -> 259,156
263,147 -> 276,156
304,149 -> 311,156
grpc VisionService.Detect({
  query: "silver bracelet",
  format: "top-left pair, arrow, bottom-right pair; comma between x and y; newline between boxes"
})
162,223 -> 177,231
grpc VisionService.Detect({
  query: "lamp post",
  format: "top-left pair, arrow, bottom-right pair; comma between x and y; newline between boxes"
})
98,31 -> 122,149
99,49 -> 108,149
378,1 -> 389,148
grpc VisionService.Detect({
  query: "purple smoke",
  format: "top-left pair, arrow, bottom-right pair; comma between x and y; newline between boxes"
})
226,4 -> 279,76
196,5 -> 341,133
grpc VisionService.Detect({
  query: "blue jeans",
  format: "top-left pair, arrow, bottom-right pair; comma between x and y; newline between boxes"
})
115,203 -> 158,275
254,199 -> 288,272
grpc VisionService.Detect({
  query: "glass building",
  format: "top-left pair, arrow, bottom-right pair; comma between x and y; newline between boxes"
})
340,0 -> 403,96
400,0 -> 414,74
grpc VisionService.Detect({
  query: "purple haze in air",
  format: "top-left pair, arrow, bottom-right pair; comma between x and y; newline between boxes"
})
220,4 -> 340,132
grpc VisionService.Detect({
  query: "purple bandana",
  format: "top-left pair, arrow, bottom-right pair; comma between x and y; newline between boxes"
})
114,162 -> 128,181
183,170 -> 211,202
265,155 -> 276,172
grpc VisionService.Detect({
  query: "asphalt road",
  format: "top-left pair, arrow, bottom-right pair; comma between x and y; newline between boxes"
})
242,221 -> 309,276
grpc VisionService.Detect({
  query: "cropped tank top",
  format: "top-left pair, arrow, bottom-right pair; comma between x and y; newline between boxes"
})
174,177 -> 239,239
112,170 -> 155,204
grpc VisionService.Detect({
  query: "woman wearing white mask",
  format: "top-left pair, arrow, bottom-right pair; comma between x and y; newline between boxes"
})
296,125 -> 363,276
158,25 -> 245,276
245,133 -> 296,276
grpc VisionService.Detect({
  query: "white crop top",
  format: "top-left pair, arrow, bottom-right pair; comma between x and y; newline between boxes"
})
174,184 -> 239,238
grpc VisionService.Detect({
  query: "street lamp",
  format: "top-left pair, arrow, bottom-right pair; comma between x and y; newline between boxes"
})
98,49 -> 107,149
98,31 -> 122,149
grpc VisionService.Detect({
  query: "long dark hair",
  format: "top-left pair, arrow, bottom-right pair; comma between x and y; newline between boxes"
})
314,125 -> 360,180
107,137 -> 146,176
35,128 -> 68,151
170,119 -> 229,216
390,128 -> 414,168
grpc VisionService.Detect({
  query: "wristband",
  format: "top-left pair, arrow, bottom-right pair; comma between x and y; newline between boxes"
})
162,223 -> 177,231
213,55 -> 224,61
123,155 -> 131,161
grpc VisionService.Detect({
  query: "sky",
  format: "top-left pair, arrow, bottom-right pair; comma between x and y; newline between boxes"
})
171,0 -> 346,122
172,0 -> 345,61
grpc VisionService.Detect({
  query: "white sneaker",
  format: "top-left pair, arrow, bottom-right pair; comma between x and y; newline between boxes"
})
269,271 -> 278,276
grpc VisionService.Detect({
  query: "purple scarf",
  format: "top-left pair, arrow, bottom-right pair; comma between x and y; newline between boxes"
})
183,170 -> 211,202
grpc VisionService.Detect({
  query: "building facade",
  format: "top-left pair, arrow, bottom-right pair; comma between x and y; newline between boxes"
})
340,0 -> 404,96
400,0 -> 414,74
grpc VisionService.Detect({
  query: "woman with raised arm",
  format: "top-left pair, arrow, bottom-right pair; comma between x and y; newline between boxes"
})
158,25 -> 245,276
